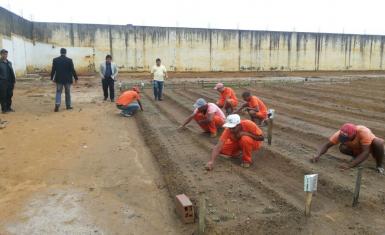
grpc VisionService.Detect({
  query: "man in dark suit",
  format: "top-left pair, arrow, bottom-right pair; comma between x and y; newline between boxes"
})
50,48 -> 78,112
0,49 -> 16,114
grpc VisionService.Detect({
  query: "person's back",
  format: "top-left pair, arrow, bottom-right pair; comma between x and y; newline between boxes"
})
116,90 -> 139,106
52,55 -> 76,84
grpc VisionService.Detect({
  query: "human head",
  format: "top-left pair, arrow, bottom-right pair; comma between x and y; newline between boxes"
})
242,91 -> 252,101
0,49 -> 8,60
214,83 -> 224,92
60,48 -> 67,55
156,58 -> 161,66
339,123 -> 357,143
193,98 -> 208,112
105,54 -> 112,63
132,86 -> 140,93
223,114 -> 241,133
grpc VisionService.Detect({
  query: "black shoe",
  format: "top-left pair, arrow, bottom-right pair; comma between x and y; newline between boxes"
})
110,99 -> 115,102
7,108 -> 15,112
1,110 -> 7,114
103,97 -> 107,101
54,105 -> 59,112
158,98 -> 163,101
66,106 -> 73,110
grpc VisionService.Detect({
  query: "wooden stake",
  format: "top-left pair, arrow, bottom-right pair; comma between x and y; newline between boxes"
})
267,119 -> 273,145
305,192 -> 313,216
352,167 -> 363,207
197,195 -> 206,235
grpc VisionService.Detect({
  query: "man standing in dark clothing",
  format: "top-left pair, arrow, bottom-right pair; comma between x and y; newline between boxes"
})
99,55 -> 118,102
0,49 -> 16,114
50,48 -> 78,112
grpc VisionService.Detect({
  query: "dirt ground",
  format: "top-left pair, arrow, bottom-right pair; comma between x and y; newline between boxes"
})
1,74 -> 385,234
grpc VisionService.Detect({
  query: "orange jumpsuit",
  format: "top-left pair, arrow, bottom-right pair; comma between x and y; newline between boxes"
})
217,87 -> 238,108
193,103 -> 225,134
219,120 -> 263,163
247,96 -> 268,120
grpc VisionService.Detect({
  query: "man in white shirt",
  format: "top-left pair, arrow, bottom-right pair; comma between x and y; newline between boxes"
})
150,58 -> 168,101
99,55 -> 118,102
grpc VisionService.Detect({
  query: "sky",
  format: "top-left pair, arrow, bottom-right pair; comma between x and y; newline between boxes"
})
1,0 -> 384,35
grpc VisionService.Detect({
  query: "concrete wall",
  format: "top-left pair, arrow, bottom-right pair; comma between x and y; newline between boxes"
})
1,7 -> 385,76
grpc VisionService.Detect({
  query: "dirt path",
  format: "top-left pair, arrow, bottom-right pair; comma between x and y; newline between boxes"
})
0,79 -> 184,235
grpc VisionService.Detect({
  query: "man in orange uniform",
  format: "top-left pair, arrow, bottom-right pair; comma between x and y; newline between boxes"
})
312,123 -> 384,174
179,98 -> 225,137
214,83 -> 238,115
206,114 -> 264,170
234,91 -> 268,125
116,87 -> 143,117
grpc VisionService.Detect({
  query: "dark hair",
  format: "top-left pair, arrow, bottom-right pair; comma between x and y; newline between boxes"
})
60,48 -> 67,54
242,91 -> 251,98
106,55 -> 112,59
0,49 -> 8,54
156,58 -> 161,62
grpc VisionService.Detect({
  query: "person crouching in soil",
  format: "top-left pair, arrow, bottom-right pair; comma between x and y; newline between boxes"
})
214,83 -> 238,115
179,98 -> 225,138
116,87 -> 143,117
206,114 -> 264,170
311,123 -> 384,174
234,91 -> 268,126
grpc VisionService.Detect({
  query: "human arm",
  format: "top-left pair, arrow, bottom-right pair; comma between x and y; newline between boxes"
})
236,131 -> 264,141
71,60 -> 78,83
206,140 -> 225,170
179,113 -> 195,129
311,141 -> 335,163
99,63 -> 104,79
198,112 -> 214,125
164,66 -> 168,79
339,145 -> 370,170
137,99 -> 144,111
234,103 -> 248,113
112,64 -> 119,80
50,60 -> 56,81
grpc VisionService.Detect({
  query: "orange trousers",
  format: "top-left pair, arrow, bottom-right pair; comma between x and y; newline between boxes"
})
248,110 -> 268,121
217,99 -> 238,108
194,112 -> 224,134
220,136 -> 262,163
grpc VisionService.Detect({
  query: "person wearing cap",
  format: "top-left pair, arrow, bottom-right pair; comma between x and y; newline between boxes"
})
214,83 -> 238,115
179,98 -> 225,137
99,54 -> 118,102
311,123 -> 384,174
206,114 -> 264,170
0,49 -> 16,114
116,87 -> 143,117
150,58 -> 168,101
234,91 -> 268,125
50,48 -> 78,112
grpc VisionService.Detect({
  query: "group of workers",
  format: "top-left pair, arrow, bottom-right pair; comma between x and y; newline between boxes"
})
1,47 -> 384,174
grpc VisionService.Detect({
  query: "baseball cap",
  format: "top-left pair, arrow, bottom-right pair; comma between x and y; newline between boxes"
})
223,114 -> 241,128
193,98 -> 207,109
339,123 -> 357,143
214,82 -> 224,90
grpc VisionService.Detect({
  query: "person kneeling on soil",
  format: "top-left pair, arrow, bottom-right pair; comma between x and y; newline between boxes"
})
116,87 -> 143,117
311,123 -> 384,174
214,83 -> 238,115
206,114 -> 264,170
179,98 -> 225,138
234,91 -> 268,126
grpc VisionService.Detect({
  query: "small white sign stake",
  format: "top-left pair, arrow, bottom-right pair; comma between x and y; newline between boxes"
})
304,174 -> 318,217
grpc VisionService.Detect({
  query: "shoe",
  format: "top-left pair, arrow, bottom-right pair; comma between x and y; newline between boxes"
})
54,105 -> 59,112
377,167 -> 384,174
240,162 -> 251,168
6,108 -> 15,112
110,99 -> 115,102
66,106 -> 73,110
120,112 -> 132,117
210,133 -> 217,138
103,98 -> 107,101
1,110 -> 7,114
158,98 -> 163,101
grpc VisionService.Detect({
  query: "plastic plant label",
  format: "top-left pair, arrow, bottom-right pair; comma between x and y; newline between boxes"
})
304,174 -> 318,192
